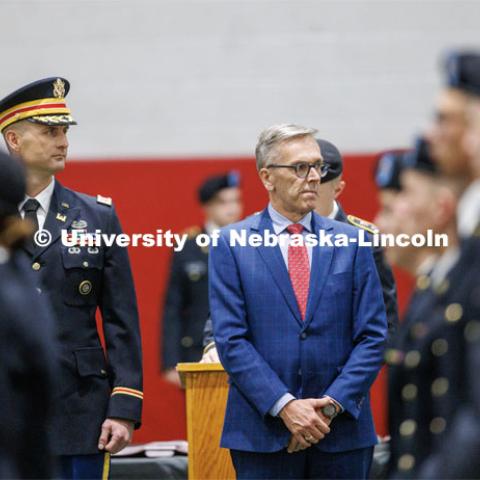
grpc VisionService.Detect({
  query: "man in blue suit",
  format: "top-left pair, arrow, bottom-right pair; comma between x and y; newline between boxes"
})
209,124 -> 388,479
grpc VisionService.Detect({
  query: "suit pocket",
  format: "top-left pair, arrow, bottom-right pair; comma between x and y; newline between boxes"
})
74,347 -> 108,378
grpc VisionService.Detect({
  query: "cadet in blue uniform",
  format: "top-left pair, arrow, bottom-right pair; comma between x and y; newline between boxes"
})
0,152 -> 57,478
161,173 -> 242,384
0,78 -> 143,479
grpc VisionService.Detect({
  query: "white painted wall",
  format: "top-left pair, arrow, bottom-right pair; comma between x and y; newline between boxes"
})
1,0 -> 479,158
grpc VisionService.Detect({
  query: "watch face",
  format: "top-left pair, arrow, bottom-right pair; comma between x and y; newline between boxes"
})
322,404 -> 336,418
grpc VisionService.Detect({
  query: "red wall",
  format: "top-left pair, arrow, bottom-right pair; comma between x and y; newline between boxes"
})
57,154 -> 413,442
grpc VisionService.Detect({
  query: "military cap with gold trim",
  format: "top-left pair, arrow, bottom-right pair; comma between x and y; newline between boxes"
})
0,77 -> 76,133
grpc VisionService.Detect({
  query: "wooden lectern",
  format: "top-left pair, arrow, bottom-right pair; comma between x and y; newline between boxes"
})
177,363 -> 236,480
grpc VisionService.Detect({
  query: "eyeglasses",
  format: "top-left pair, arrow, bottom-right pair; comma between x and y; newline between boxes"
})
266,161 -> 329,179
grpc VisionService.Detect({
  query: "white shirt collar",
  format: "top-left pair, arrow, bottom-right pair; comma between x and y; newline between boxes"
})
19,177 -> 55,215
457,179 -> 480,237
268,203 -> 312,235
430,247 -> 461,288
327,201 -> 339,220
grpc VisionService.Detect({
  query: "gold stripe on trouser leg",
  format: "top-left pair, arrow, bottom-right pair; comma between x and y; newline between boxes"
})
102,452 -> 111,480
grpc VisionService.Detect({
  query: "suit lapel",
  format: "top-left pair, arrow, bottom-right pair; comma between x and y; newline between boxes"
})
253,210 -> 303,325
31,182 -> 80,261
304,213 -> 334,326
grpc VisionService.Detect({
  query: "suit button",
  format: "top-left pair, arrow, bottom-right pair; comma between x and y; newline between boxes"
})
300,332 -> 307,340
181,336 -> 193,347
100,369 -> 108,377
82,261 -> 89,268
398,454 -> 415,471
32,262 -> 41,271
36,288 -> 42,294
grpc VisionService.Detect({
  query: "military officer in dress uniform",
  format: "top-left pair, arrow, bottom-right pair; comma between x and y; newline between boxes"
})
0,151 -> 57,479
0,78 -> 143,479
161,172 -> 242,385
201,138 -> 399,361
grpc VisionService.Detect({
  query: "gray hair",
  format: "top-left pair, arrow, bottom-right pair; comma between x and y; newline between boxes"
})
255,123 -> 318,170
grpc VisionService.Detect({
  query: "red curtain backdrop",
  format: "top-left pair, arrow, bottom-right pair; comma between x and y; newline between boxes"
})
57,154 -> 413,442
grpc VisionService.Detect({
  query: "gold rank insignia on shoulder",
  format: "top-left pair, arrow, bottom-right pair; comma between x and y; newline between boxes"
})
53,78 -> 66,99
96,194 -> 112,206
347,215 -> 379,235
183,225 -> 201,238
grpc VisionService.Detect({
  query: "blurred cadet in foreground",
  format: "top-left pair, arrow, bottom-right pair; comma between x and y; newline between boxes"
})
161,172 -> 242,384
0,152 -> 57,479
385,51 -> 480,479
202,139 -> 399,363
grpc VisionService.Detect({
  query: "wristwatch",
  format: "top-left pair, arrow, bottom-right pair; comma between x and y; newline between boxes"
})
321,402 -> 339,420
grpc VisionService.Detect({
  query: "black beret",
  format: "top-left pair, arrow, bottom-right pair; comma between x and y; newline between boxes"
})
0,151 -> 26,218
374,150 -> 404,191
402,137 -> 437,175
0,77 -> 76,132
317,138 -> 343,183
198,171 -> 241,204
444,51 -> 480,96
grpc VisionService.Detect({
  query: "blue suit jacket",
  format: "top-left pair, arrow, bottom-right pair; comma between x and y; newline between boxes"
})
209,208 -> 387,453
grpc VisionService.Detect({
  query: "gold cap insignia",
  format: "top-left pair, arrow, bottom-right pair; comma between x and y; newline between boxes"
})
53,78 -> 66,99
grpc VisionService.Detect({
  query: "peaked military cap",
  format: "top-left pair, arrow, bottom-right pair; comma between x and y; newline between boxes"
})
444,50 -> 480,97
402,137 -> 437,174
0,77 -> 76,133
374,150 -> 404,191
317,138 -> 343,183
198,171 -> 241,204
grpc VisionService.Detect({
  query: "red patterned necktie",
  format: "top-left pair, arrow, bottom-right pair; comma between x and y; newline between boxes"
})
286,223 -> 310,320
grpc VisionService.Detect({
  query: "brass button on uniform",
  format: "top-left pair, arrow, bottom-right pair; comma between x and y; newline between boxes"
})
181,336 -> 193,348
385,349 -> 403,365
435,279 -> 449,295
399,419 -> 417,437
32,262 -> 41,271
398,454 -> 415,471
411,322 -> 428,339
82,261 -> 89,268
445,303 -> 463,323
464,321 -> 480,343
78,280 -> 92,295
416,275 -> 430,290
430,417 -> 447,434
431,377 -> 449,397
404,350 -> 421,368
402,383 -> 418,401
431,338 -> 448,357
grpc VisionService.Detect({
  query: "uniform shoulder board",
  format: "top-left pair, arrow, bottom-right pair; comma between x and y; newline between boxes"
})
347,214 -> 379,235
96,194 -> 112,206
183,225 -> 201,238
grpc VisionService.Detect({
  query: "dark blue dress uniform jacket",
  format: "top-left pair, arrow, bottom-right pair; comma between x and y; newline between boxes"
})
387,230 -> 480,478
20,181 -> 143,456
0,251 -> 57,478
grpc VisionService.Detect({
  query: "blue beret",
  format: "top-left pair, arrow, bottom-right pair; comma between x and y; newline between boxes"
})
444,50 -> 480,96
316,138 -> 343,183
198,171 -> 241,204
374,151 -> 404,191
402,137 -> 437,175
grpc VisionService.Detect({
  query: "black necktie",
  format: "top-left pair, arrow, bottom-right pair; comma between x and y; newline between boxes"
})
23,199 -> 40,232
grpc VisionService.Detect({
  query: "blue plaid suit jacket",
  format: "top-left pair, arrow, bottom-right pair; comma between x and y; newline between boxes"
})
209,208 -> 387,453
